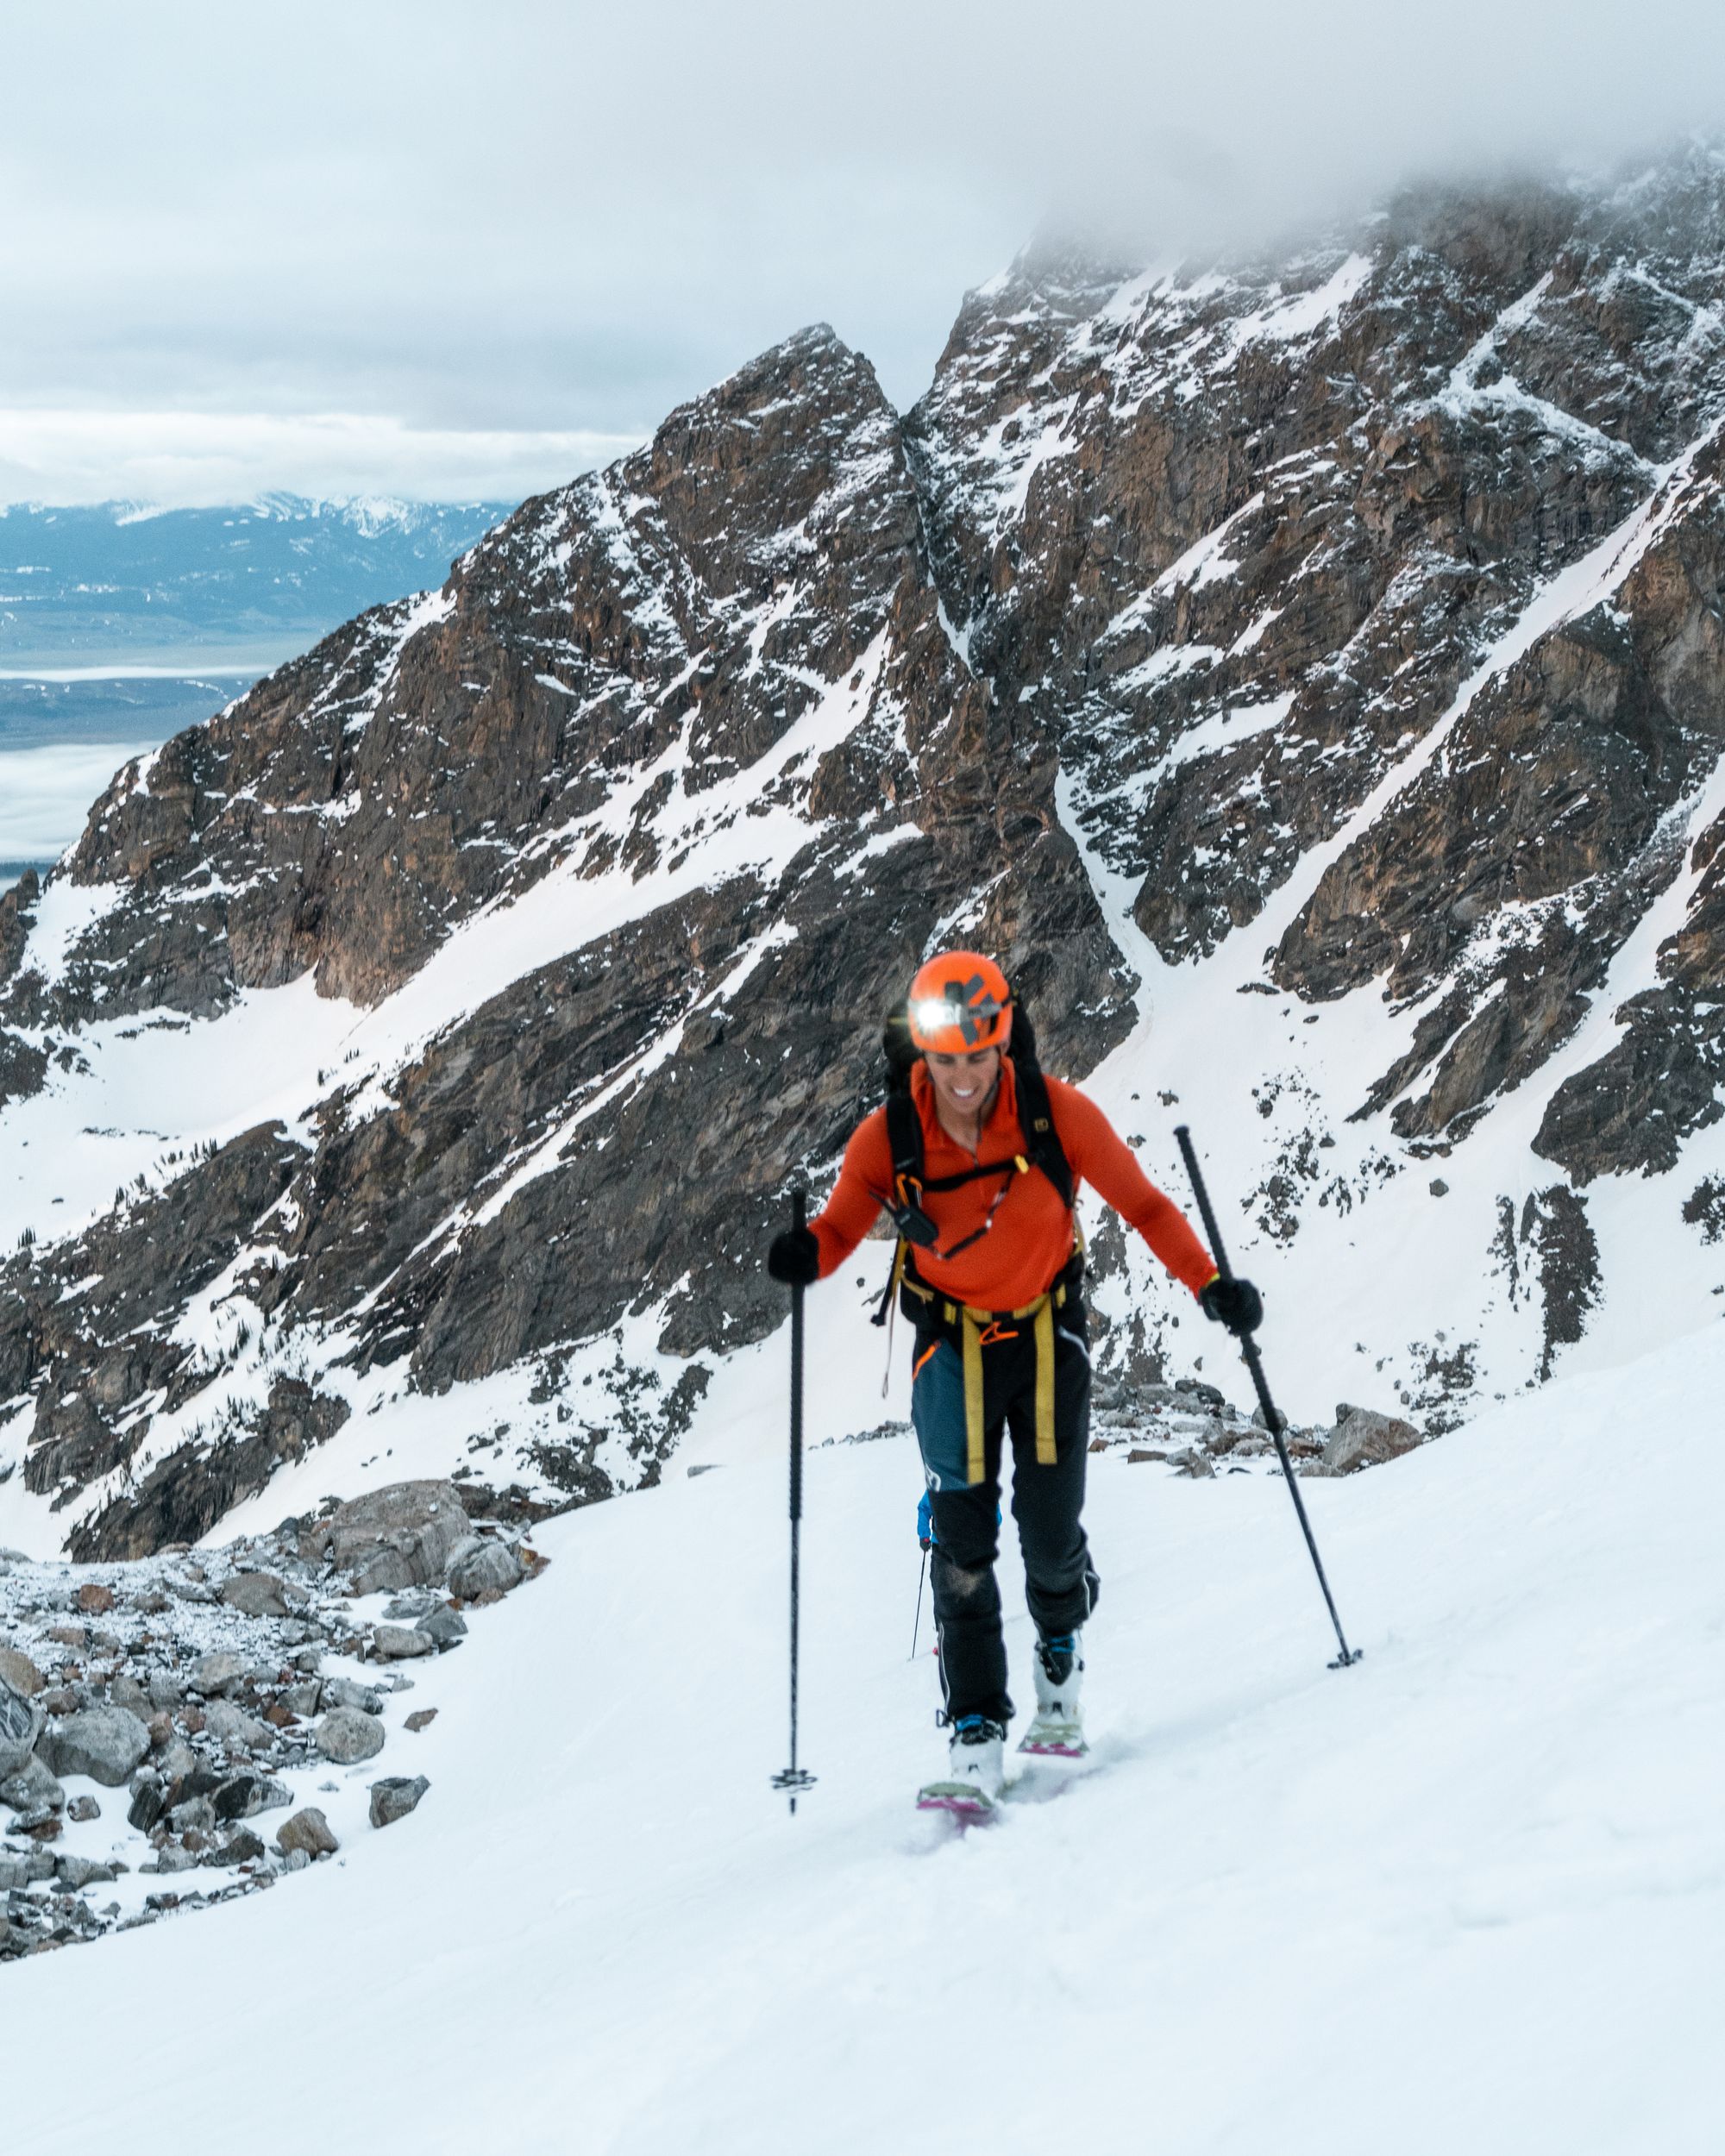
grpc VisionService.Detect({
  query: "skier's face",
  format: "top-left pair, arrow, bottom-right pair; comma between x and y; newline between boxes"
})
924,1045 -> 1000,1122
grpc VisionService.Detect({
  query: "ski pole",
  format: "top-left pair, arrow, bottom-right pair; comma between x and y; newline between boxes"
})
1174,1125 -> 1362,1671
771,1186 -> 818,1811
909,1543 -> 927,1661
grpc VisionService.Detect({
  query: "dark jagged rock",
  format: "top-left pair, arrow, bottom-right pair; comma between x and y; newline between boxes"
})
1518,1186 -> 1603,1379
67,1380 -> 351,1562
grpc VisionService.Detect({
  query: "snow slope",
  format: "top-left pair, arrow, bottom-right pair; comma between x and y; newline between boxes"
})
6,1320 -> 1719,2154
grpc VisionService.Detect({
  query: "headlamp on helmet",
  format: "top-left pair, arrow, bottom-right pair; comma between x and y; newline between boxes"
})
905,950 -> 1013,1056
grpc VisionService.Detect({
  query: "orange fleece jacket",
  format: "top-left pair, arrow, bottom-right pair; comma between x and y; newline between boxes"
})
811,1057 -> 1215,1311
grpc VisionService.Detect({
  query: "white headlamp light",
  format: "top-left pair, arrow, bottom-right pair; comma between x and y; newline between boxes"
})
910,996 -> 959,1037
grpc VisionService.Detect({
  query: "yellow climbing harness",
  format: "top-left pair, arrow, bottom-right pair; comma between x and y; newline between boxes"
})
900,1266 -> 1075,1485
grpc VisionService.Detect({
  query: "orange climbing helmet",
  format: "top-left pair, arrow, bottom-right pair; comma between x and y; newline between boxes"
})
906,950 -> 1013,1055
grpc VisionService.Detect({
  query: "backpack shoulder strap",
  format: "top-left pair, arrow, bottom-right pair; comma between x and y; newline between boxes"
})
1015,1060 -> 1074,1209
884,1087 -> 923,1192
1008,1001 -> 1075,1211
871,1087 -> 928,1328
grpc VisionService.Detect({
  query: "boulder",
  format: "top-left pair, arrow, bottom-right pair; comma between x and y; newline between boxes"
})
0,1675 -> 43,1778
368,1775 -> 430,1828
298,1481 -> 472,1595
415,1606 -> 467,1651
1321,1407 -> 1423,1474
276,1806 -> 339,1857
213,1774 -> 290,1821
382,1592 -> 439,1620
0,1648 -> 44,1697
321,1677 -> 383,1714
38,1704 -> 150,1786
210,1829 -> 266,1866
0,1851 -> 56,1889
316,1707 -> 385,1764
219,1571 -> 291,1619
76,1582 -> 115,1614
202,1699 -> 273,1754
404,1708 -> 438,1733
128,1781 -> 166,1832
155,1738 -> 198,1783
55,1853 -> 116,1889
189,1651 -> 249,1696
1,1755 -> 64,1814
449,1539 -> 523,1600
371,1624 -> 435,1662
66,1793 -> 100,1822
108,1675 -> 153,1721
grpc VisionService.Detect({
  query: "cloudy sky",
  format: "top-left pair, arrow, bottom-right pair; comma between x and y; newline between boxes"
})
2,0 -> 1720,505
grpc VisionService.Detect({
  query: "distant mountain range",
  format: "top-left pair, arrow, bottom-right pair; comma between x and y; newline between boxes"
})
0,496 -> 511,672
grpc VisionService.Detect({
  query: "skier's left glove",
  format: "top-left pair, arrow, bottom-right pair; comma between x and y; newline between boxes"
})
916,1489 -> 935,1551
1200,1274 -> 1263,1337
767,1225 -> 820,1287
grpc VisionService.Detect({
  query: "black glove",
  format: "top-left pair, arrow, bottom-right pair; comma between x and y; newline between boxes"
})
766,1225 -> 820,1287
1200,1274 -> 1263,1337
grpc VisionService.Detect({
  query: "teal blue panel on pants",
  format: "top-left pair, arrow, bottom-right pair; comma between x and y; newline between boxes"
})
911,1339 -> 969,1492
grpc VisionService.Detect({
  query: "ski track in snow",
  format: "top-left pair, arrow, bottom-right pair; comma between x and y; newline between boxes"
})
3,1324 -> 1720,2155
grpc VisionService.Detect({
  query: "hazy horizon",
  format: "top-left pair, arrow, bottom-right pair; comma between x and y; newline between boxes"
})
3,1 -> 1722,505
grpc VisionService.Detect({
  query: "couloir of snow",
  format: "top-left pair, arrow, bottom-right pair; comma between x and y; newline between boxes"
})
6,1319 -> 1719,2155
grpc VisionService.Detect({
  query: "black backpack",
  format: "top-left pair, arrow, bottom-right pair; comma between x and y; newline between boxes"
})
872,990 -> 1075,1308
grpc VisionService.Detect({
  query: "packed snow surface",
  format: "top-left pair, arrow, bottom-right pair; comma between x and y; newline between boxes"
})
5,1319 -> 1719,2154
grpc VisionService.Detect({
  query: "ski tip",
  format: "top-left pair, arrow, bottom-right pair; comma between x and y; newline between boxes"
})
915,1785 -> 998,1821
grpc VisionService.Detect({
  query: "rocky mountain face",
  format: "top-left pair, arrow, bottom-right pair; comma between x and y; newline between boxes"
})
5,149 -> 1725,1557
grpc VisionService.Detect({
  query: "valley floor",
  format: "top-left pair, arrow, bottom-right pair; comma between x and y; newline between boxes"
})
4,1323 -> 1722,2155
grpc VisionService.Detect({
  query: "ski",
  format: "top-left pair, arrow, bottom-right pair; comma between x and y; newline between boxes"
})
915,1781 -> 999,1823
1017,1716 -> 1088,1758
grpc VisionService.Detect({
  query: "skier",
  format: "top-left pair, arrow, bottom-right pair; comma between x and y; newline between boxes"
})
767,950 -> 1262,1813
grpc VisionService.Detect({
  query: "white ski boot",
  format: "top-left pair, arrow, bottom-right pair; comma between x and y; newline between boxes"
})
916,1714 -> 1007,1819
1019,1631 -> 1087,1757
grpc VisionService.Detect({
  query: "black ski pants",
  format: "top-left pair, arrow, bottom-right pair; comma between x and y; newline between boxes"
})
911,1307 -> 1097,1727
